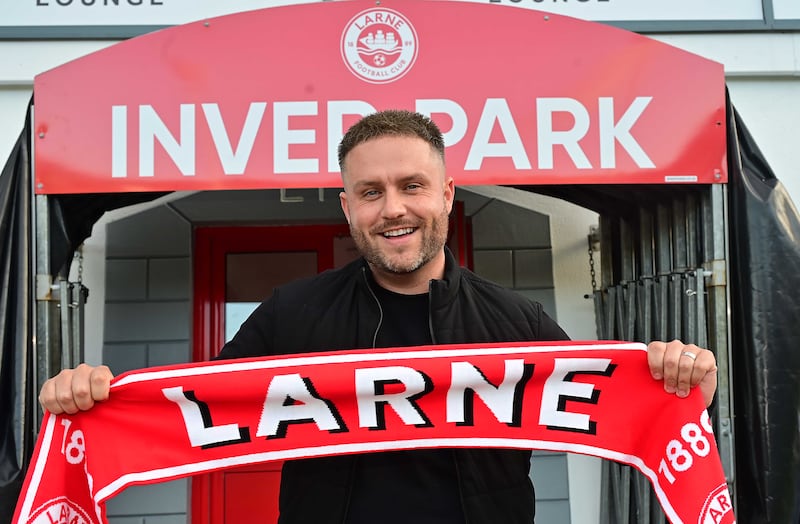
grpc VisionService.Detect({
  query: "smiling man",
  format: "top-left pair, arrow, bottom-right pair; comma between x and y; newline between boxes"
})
338,119 -> 454,294
39,110 -> 718,524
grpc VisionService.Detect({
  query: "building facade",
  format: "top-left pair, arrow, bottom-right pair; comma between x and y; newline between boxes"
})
2,2 -> 797,522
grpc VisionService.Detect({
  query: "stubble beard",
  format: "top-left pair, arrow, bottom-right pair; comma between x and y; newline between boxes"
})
350,206 -> 450,275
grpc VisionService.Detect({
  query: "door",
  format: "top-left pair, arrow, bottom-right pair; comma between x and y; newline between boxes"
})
191,223 -> 357,523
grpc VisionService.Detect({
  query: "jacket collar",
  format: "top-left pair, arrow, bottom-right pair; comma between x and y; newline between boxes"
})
430,246 -> 462,308
355,246 -> 462,305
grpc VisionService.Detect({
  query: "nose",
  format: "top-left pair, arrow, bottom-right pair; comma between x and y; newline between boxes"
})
381,188 -> 406,219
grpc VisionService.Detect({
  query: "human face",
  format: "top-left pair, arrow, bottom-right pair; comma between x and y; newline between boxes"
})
339,135 -> 454,289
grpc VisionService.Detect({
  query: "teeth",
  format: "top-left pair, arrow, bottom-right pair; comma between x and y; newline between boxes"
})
383,227 -> 415,237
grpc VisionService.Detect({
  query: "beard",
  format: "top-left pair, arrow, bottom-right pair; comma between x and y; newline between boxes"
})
350,205 -> 450,275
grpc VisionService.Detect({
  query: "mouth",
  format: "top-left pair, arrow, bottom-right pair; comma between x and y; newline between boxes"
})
381,227 -> 416,238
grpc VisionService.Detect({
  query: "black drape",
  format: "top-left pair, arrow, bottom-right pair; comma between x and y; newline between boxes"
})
0,105 -> 34,522
727,98 -> 800,523
0,105 -> 166,522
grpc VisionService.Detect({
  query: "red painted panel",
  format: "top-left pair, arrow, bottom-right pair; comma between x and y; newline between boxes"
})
34,0 -> 726,194
221,465 -> 283,523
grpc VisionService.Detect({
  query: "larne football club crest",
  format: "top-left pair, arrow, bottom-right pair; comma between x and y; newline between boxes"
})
28,497 -> 92,524
341,8 -> 418,84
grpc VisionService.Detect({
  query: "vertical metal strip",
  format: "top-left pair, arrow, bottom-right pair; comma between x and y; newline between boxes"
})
704,185 -> 737,491
59,279 -> 71,370
682,272 -> 697,343
594,290 -> 606,339
695,269 -> 708,349
639,279 -> 652,343
73,284 -> 86,365
624,283 -> 636,341
638,208 -> 655,343
672,199 -> 688,272
34,194 -> 56,433
667,274 -> 680,340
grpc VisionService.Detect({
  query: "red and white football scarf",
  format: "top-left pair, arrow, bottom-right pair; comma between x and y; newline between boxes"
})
13,341 -> 735,524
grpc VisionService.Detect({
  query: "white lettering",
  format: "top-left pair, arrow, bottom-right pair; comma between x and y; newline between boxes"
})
273,101 -> 318,174
355,366 -> 432,429
112,96 -> 656,180
447,359 -> 529,425
536,97 -> 591,169
139,104 -> 195,177
326,100 -> 376,172
163,386 -> 245,447
256,373 -> 344,438
466,98 -> 531,170
202,102 -> 266,175
416,98 -> 469,148
111,105 -> 127,178
599,96 -> 654,168
539,358 -> 612,433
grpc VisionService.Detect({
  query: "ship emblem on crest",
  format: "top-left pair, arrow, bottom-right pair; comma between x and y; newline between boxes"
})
341,8 -> 418,84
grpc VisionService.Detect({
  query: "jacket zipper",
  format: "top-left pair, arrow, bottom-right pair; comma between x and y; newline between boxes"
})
427,280 -> 437,344
361,267 -> 383,348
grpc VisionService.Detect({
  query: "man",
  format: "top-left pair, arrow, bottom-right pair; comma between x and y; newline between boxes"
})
40,110 -> 718,523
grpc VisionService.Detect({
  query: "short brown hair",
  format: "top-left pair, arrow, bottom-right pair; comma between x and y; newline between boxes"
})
338,110 -> 445,173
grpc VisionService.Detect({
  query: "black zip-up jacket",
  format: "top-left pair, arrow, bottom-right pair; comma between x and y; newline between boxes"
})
218,248 -> 570,523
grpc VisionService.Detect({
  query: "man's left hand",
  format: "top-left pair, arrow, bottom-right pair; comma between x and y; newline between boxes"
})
647,340 -> 718,407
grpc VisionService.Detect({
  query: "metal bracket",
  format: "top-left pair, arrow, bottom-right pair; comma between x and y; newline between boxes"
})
704,259 -> 727,287
36,274 -> 58,301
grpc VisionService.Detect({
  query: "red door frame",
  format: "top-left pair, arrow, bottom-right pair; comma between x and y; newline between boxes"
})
191,223 -> 351,523
193,224 -> 352,363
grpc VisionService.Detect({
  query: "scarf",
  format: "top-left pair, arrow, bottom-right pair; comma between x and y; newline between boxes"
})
13,341 -> 735,524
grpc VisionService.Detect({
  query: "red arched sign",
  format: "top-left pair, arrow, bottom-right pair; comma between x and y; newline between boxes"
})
33,0 -> 726,194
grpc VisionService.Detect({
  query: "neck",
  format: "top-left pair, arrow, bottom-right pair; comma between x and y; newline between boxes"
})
368,250 -> 446,295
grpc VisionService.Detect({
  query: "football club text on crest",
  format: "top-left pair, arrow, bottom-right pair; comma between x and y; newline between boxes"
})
28,497 -> 92,524
341,8 -> 418,84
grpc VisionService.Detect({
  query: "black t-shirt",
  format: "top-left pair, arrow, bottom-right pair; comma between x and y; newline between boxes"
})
344,286 -> 466,524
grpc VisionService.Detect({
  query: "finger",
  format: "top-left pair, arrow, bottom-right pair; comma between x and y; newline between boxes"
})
675,344 -> 702,398
89,365 -> 113,404
690,349 -> 718,407
39,377 -> 65,415
52,369 -> 80,415
689,348 -> 716,387
71,363 -> 102,411
646,341 -> 667,380
699,364 -> 719,408
660,339 -> 686,394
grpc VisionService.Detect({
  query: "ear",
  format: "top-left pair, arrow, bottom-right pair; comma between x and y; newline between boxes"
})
339,191 -> 351,224
444,176 -> 455,214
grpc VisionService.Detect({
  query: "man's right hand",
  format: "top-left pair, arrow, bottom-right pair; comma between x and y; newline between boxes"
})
38,364 -> 114,415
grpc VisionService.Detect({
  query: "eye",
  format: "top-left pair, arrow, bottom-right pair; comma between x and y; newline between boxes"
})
405,183 -> 421,191
363,189 -> 381,199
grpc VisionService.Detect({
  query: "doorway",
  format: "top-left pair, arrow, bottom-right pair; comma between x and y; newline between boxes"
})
190,223 -> 356,523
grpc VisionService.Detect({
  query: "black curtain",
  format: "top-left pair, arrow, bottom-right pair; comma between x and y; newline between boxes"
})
0,104 -> 165,522
0,105 -> 34,522
727,99 -> 800,523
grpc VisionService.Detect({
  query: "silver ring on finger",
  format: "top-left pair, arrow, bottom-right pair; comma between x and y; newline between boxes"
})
680,351 -> 697,361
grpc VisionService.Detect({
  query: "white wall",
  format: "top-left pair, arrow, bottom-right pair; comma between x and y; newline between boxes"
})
654,33 -> 800,206
0,40 -> 116,164
0,88 -> 32,162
